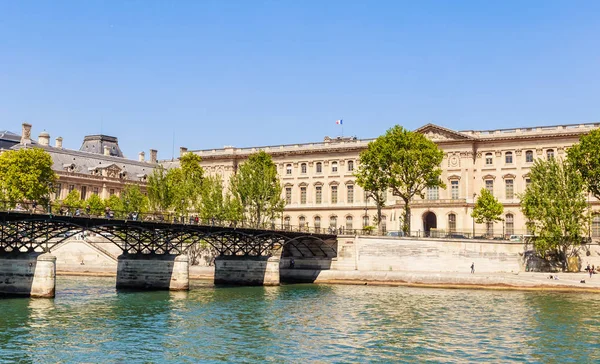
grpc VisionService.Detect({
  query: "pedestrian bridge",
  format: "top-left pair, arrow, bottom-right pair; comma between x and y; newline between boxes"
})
0,211 -> 338,297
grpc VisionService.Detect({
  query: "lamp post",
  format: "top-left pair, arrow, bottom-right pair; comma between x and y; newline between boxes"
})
472,193 -> 477,239
181,198 -> 185,224
47,182 -> 53,214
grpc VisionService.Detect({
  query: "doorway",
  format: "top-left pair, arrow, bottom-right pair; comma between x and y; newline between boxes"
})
423,211 -> 437,237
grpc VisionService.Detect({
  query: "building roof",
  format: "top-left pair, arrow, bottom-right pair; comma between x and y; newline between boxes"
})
79,135 -> 124,157
0,130 -> 37,150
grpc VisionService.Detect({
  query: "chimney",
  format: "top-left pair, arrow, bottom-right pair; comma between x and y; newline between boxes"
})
55,137 -> 63,149
150,149 -> 157,163
21,123 -> 32,145
38,131 -> 50,146
138,151 -> 145,162
180,147 -> 188,157
103,146 -> 110,156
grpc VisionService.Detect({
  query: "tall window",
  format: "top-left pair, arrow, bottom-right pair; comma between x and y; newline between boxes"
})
109,188 -> 115,196
300,187 -> 307,204
486,221 -> 494,237
451,180 -> 459,199
300,163 -> 307,174
286,164 -> 292,175
299,216 -> 306,229
362,215 -> 369,228
285,187 -> 292,204
346,216 -> 353,231
314,216 -> 321,231
526,150 -> 534,163
80,186 -> 87,200
547,149 -> 554,160
284,216 -> 291,230
93,187 -> 99,195
426,186 -> 439,200
505,152 -> 513,164
347,161 -> 354,172
329,216 -> 337,229
331,185 -> 338,204
592,214 -> 600,238
381,215 -> 387,233
316,162 -> 322,173
69,184 -> 75,192
485,153 -> 493,165
315,186 -> 322,204
506,214 -> 514,235
505,179 -> 514,199
448,213 -> 456,233
485,180 -> 494,195
55,183 -> 62,199
347,185 -> 354,203
331,162 -> 338,173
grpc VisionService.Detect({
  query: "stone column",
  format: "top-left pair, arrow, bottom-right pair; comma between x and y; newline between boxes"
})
31,253 -> 56,298
116,254 -> 189,291
214,255 -> 281,286
170,254 -> 189,290
0,253 -> 56,298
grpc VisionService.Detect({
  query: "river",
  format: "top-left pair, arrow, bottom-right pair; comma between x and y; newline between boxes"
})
1,276 -> 599,363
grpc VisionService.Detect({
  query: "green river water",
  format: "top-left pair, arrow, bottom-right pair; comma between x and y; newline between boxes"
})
1,276 -> 599,363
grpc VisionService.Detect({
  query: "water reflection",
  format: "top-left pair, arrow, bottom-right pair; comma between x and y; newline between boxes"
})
1,277 -> 600,363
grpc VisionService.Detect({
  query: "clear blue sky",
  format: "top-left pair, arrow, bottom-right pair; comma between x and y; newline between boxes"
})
1,1 -> 599,159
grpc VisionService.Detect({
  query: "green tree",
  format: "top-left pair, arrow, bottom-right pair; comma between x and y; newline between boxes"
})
198,175 -> 226,221
355,140 -> 389,232
62,189 -> 83,209
520,158 -> 588,271
471,188 -> 504,236
361,126 -> 445,234
568,128 -> 600,199
0,148 -> 57,205
179,153 -> 204,211
147,166 -> 176,212
230,151 -> 285,228
85,194 -> 105,216
120,185 -> 148,214
105,195 -> 122,216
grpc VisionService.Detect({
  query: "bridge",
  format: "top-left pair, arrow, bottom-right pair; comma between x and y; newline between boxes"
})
0,211 -> 337,297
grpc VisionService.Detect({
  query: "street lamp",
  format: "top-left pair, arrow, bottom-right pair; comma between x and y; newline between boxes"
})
47,182 -> 54,214
181,198 -> 185,223
472,193 -> 477,238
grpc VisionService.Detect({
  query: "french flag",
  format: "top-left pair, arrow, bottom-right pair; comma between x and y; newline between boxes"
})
336,119 -> 343,125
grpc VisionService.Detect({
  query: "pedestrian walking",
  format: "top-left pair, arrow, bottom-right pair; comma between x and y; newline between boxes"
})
471,262 -> 475,274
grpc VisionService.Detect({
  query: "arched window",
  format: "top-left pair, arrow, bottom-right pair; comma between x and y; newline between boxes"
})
300,163 -> 307,174
525,150 -> 534,163
286,164 -> 292,175
316,162 -> 322,173
284,216 -> 291,230
299,216 -> 306,229
346,216 -> 353,231
331,161 -> 338,173
547,149 -> 554,160
362,215 -> 369,228
505,152 -> 513,164
314,216 -> 321,232
485,153 -> 493,165
329,216 -> 337,230
592,214 -> 600,238
448,213 -> 456,233
506,213 -> 514,235
347,161 -> 354,172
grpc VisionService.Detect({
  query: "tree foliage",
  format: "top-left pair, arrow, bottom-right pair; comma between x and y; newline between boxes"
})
230,151 -> 285,228
520,158 -> 588,270
147,166 -> 176,212
355,140 -> 388,231
568,128 -> 600,200
120,184 -> 148,214
62,189 -> 83,209
85,194 -> 105,215
0,148 -> 57,204
471,188 -> 504,225
358,126 -> 445,234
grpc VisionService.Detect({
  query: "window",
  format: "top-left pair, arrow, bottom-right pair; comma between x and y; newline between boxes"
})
451,180 -> 459,199
93,187 -> 99,195
547,149 -> 554,160
485,180 -> 494,195
316,162 -> 322,173
331,162 -> 338,173
329,216 -> 337,229
299,216 -> 306,229
486,221 -> 494,237
426,186 -> 439,200
485,153 -> 493,165
55,183 -> 62,199
505,152 -> 513,164
80,186 -> 87,200
505,179 -> 514,199
381,215 -> 387,233
284,216 -> 291,230
347,185 -> 354,203
526,150 -> 534,163
363,215 -> 369,228
506,214 -> 514,235
69,184 -> 75,192
347,161 -> 354,172
346,216 -> 353,231
285,187 -> 292,204
592,214 -> 600,238
331,185 -> 338,204
314,216 -> 321,231
315,186 -> 322,204
300,187 -> 307,204
448,213 -> 456,233
109,189 -> 115,196
301,163 -> 307,174
286,164 -> 292,175
525,178 -> 531,188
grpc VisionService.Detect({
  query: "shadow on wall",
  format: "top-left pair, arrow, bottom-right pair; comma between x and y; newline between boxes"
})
522,250 -> 581,273
279,238 -> 335,284
214,255 -> 277,286
116,253 -> 188,291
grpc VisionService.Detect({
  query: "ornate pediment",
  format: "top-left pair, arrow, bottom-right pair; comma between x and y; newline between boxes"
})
415,124 -> 474,142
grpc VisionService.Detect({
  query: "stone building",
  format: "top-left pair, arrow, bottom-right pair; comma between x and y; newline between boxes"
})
176,122 -> 600,238
8,123 -> 158,200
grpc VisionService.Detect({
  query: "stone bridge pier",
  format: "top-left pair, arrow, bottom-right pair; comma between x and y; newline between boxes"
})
116,254 -> 189,291
214,255 -> 281,286
0,252 -> 56,298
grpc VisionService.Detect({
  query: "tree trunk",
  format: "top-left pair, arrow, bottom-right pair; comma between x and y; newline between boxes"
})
377,205 -> 383,235
403,199 -> 411,236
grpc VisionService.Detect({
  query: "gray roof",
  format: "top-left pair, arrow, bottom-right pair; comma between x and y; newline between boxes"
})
0,130 -> 37,150
79,135 -> 124,157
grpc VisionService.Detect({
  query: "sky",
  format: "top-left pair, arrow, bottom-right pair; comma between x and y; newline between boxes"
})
1,1 -> 600,160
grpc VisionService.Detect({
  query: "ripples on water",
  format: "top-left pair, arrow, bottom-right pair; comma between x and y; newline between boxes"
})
1,277 -> 599,363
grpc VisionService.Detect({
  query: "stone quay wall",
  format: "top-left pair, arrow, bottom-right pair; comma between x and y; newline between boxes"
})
214,256 -> 280,286
0,253 -> 56,297
116,254 -> 189,291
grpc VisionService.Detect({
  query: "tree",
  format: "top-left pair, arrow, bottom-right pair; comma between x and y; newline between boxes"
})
568,128 -> 600,199
85,194 -> 105,216
361,126 -> 445,234
0,148 -> 57,205
105,195 -> 122,216
230,151 -> 285,228
120,185 -> 148,215
62,190 -> 83,209
355,140 -> 389,232
147,166 -> 176,212
471,188 -> 504,236
198,175 -> 226,221
170,154 -> 204,216
520,158 -> 588,271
